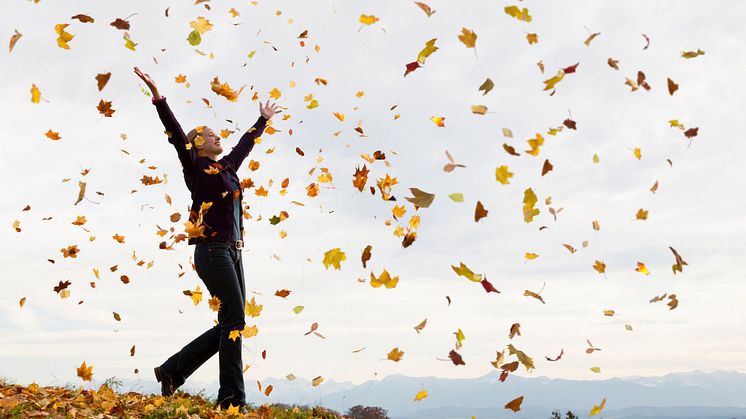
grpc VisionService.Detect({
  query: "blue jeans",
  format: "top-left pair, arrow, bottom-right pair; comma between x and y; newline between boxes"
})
160,241 -> 247,409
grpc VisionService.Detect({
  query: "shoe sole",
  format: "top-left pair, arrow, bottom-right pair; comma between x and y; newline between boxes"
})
154,366 -> 174,397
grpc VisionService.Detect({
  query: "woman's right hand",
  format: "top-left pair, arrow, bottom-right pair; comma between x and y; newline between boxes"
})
134,66 -> 159,96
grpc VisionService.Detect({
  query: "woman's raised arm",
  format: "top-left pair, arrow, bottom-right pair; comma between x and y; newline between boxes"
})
134,67 -> 197,183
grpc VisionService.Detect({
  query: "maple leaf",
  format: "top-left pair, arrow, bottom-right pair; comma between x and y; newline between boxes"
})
97,99 -> 115,117
458,28 -> 477,50
61,245 -> 79,258
45,129 -> 60,141
495,165 -> 513,184
404,187 -> 435,208
76,361 -> 93,381
208,296 -> 221,312
589,398 -> 607,416
387,347 -> 404,362
370,268 -> 399,289
507,343 -> 535,371
210,77 -> 246,102
323,248 -> 346,270
359,14 -> 379,25
245,296 -> 263,317
522,188 -> 540,223
228,329 -> 241,342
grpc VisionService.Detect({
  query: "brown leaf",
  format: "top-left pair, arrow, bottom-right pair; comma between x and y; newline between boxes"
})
448,349 -> 465,365
96,72 -> 111,91
474,200 -> 488,222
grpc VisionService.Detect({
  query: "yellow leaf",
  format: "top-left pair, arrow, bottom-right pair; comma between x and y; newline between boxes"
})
431,116 -> 445,127
225,403 -> 240,414
634,147 -> 642,160
458,28 -> 477,49
504,5 -> 532,22
522,188 -> 539,223
543,69 -> 565,91
414,389 -> 428,401
323,248 -> 346,270
680,49 -> 704,59
333,112 -> 345,121
593,260 -> 606,274
370,268 -> 399,289
507,343 -> 535,371
584,32 -> 601,46
525,133 -> 544,155
123,32 -> 137,51
392,204 -> 406,218
312,376 -> 324,386
208,296 -> 221,312
245,296 -> 263,317
451,262 -> 483,282
524,252 -> 539,260
590,366 -> 601,373
228,329 -> 241,341
603,310 -> 615,316
417,38 -> 439,64
241,324 -> 258,338
387,347 -> 404,362
471,104 -> 488,114
190,17 -> 214,34
635,261 -> 650,275
76,361 -> 93,381
589,398 -> 607,416
55,23 -> 74,49
526,33 -> 538,44
495,165 -> 513,184
636,208 -> 649,220
31,84 -> 41,103
359,14 -> 379,25
269,87 -> 281,99
190,285 -> 203,305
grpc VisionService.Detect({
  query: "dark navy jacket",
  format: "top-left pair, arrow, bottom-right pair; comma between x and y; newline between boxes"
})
152,95 -> 267,245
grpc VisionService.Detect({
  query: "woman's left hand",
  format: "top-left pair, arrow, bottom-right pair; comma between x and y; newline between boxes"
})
259,101 -> 282,120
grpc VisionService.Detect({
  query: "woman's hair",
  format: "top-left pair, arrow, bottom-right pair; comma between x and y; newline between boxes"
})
186,126 -> 205,149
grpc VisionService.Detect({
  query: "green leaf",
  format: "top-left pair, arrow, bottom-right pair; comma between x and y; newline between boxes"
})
187,30 -> 201,46
293,305 -> 304,314
448,193 -> 464,202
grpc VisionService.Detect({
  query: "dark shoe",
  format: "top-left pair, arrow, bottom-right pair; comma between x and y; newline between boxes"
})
153,366 -> 176,397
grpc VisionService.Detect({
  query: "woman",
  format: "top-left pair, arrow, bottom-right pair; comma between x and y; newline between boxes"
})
134,66 -> 280,411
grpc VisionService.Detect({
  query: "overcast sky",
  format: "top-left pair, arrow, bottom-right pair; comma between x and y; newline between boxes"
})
1,0 -> 745,394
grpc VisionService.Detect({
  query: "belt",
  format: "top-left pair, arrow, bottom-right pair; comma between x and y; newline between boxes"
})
202,239 -> 244,250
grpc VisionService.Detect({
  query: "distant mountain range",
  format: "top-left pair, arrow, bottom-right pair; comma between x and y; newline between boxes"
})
61,370 -> 746,418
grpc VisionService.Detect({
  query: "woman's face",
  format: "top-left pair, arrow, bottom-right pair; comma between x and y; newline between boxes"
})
199,127 -> 223,156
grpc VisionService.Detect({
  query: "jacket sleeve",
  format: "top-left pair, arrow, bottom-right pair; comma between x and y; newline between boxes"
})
222,115 -> 267,171
152,96 -> 197,179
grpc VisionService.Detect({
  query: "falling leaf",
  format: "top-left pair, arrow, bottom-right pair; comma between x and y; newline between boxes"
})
590,366 -> 601,373
669,246 -> 688,274
245,296 -> 263,317
417,38 -> 438,64
312,376 -> 324,386
522,188 -> 539,223
404,61 -> 421,77
526,33 -> 538,44
681,49 -> 705,59
541,159 -> 553,176
323,248 -> 346,270
31,84 -> 42,103
97,99 -> 115,117
370,268 -> 399,289
667,78 -> 679,95
431,116 -> 445,127
504,5 -> 532,22
479,78 -> 494,95
110,18 -> 130,30
55,23 -> 74,49
405,187 -> 435,208
509,323 -> 521,339
545,348 -> 564,361
9,29 -> 22,52
387,347 -> 404,362
113,312 -> 121,321
474,200 -> 488,222
414,318 -> 427,333
507,343 -> 535,371
45,129 -> 60,141
504,396 -> 524,412
523,289 -> 545,304
275,289 -> 291,298
20,297 -> 27,307
76,361 -> 93,381
584,32 -> 601,46
210,77 -> 246,102
451,262 -> 483,282
414,2 -> 435,17
589,398 -> 607,416
95,72 -> 111,91
448,193 -> 464,202
359,14 -> 379,25
636,208 -> 648,220
635,261 -> 650,275
414,389 -> 428,401
448,349 -> 465,365
481,277 -> 500,294
292,305 -> 304,314
471,105 -> 488,114
457,28 -> 477,50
